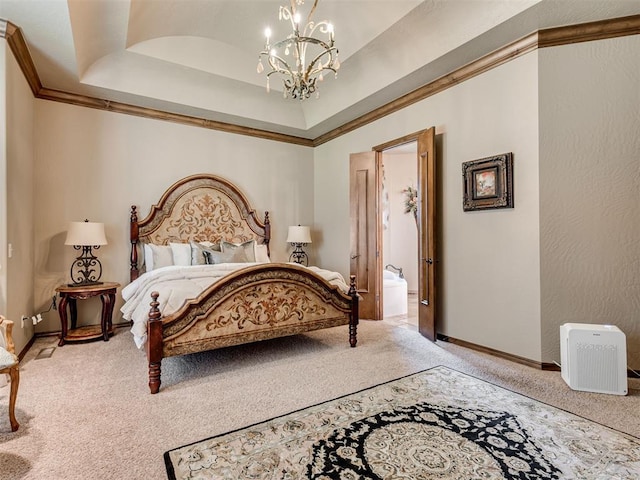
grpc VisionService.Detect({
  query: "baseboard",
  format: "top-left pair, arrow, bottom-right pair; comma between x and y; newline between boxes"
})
18,334 -> 36,361
438,334 -> 639,379
436,334 -> 542,370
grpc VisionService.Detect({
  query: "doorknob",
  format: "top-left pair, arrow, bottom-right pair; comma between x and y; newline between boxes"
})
351,254 -> 360,260
423,258 -> 433,265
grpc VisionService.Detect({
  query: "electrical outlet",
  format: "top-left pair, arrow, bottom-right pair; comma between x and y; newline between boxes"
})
21,315 -> 29,328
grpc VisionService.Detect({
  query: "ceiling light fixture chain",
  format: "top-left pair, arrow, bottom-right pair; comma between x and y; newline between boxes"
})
257,0 -> 340,100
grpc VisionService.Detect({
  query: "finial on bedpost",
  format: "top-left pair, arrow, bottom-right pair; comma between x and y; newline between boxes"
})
348,275 -> 358,348
149,291 -> 160,320
264,211 -> 271,256
349,275 -> 357,295
130,205 -> 140,282
148,291 -> 162,394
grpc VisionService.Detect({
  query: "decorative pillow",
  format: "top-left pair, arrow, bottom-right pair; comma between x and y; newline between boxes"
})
144,243 -> 173,271
170,243 -> 191,266
190,241 -> 221,265
254,244 -> 271,263
204,248 -> 250,265
220,240 -> 256,262
198,241 -> 218,248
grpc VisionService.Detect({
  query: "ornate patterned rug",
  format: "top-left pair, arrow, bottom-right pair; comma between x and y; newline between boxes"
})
164,366 -> 640,479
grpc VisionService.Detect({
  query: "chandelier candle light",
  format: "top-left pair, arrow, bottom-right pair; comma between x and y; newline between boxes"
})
64,220 -> 107,287
257,0 -> 340,100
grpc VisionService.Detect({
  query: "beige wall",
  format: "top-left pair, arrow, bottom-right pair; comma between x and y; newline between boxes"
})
33,101 -> 314,333
315,52 -> 542,361
7,32 -> 639,368
539,35 -> 640,368
315,35 -> 640,368
2,41 -> 35,355
0,44 -> 6,323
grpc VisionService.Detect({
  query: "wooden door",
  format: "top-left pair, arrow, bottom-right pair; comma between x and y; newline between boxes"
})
417,127 -> 437,340
349,151 -> 379,320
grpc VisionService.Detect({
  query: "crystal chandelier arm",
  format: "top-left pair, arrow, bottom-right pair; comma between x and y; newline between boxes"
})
307,0 -> 319,21
304,19 -> 333,39
305,51 -> 338,78
297,37 -> 337,77
266,56 -> 294,77
287,0 -> 319,25
262,40 -> 297,77
281,2 -> 299,31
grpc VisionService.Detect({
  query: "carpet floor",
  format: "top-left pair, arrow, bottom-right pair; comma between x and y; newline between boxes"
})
0,320 -> 639,479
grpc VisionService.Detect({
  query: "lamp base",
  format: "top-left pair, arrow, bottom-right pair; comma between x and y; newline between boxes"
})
289,243 -> 309,266
69,246 -> 104,287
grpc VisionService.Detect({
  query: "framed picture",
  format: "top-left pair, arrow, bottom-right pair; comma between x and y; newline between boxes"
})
462,153 -> 513,211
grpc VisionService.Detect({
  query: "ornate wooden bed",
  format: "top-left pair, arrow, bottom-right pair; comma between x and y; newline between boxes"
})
128,174 -> 359,393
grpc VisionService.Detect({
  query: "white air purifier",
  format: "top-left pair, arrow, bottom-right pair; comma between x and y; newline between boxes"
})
560,323 -> 627,395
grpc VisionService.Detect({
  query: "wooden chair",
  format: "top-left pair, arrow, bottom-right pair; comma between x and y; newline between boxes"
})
0,316 -> 19,431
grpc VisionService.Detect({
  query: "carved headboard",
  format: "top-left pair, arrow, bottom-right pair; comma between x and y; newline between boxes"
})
130,174 -> 270,281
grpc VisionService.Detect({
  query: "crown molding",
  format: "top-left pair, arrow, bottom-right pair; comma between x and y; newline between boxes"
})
538,13 -> 640,47
2,14 -> 639,147
35,87 -> 314,146
0,20 -> 313,147
314,14 -> 640,146
0,19 -> 41,96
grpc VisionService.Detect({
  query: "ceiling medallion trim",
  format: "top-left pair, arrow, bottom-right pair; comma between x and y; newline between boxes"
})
2,15 -> 638,147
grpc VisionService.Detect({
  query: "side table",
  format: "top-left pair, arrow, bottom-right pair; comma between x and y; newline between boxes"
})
55,282 -> 120,346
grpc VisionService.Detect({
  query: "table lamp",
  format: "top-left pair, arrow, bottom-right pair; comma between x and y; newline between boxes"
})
286,225 -> 312,266
65,220 -> 107,286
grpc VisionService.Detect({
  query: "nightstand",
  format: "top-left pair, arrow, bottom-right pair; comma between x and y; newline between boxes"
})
55,282 -> 120,346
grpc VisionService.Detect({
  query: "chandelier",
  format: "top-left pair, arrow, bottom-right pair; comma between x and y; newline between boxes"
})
257,0 -> 340,100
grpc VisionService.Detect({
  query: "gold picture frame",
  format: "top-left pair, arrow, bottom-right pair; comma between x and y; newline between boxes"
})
462,153 -> 514,211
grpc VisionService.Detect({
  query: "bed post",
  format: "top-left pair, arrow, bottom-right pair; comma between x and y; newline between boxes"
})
130,206 -> 140,282
348,275 -> 358,348
147,292 -> 163,394
264,211 -> 271,257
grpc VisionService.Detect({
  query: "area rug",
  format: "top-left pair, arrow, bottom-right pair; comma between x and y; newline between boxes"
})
164,366 -> 640,479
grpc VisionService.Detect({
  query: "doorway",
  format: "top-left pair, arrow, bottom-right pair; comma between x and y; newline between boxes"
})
380,142 -> 418,329
349,127 -> 437,341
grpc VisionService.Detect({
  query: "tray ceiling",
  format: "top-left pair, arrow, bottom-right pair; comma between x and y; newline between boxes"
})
1,0 -> 639,140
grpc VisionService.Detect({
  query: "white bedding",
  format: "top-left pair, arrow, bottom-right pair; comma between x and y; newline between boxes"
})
121,263 -> 350,348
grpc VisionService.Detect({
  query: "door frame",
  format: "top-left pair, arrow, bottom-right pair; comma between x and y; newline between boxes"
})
373,128 -> 437,337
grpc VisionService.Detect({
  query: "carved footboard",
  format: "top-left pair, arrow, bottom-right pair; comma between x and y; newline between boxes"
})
146,263 -> 358,393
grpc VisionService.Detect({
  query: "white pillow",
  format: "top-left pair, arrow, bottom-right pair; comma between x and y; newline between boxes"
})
254,244 -> 271,263
143,244 -> 154,271
170,242 -> 191,266
144,244 -> 173,271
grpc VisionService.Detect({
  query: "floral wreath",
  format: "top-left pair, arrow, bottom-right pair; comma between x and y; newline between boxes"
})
402,186 -> 418,223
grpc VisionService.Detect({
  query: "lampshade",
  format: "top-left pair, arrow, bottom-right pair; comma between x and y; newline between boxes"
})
286,225 -> 312,244
65,221 -> 107,246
